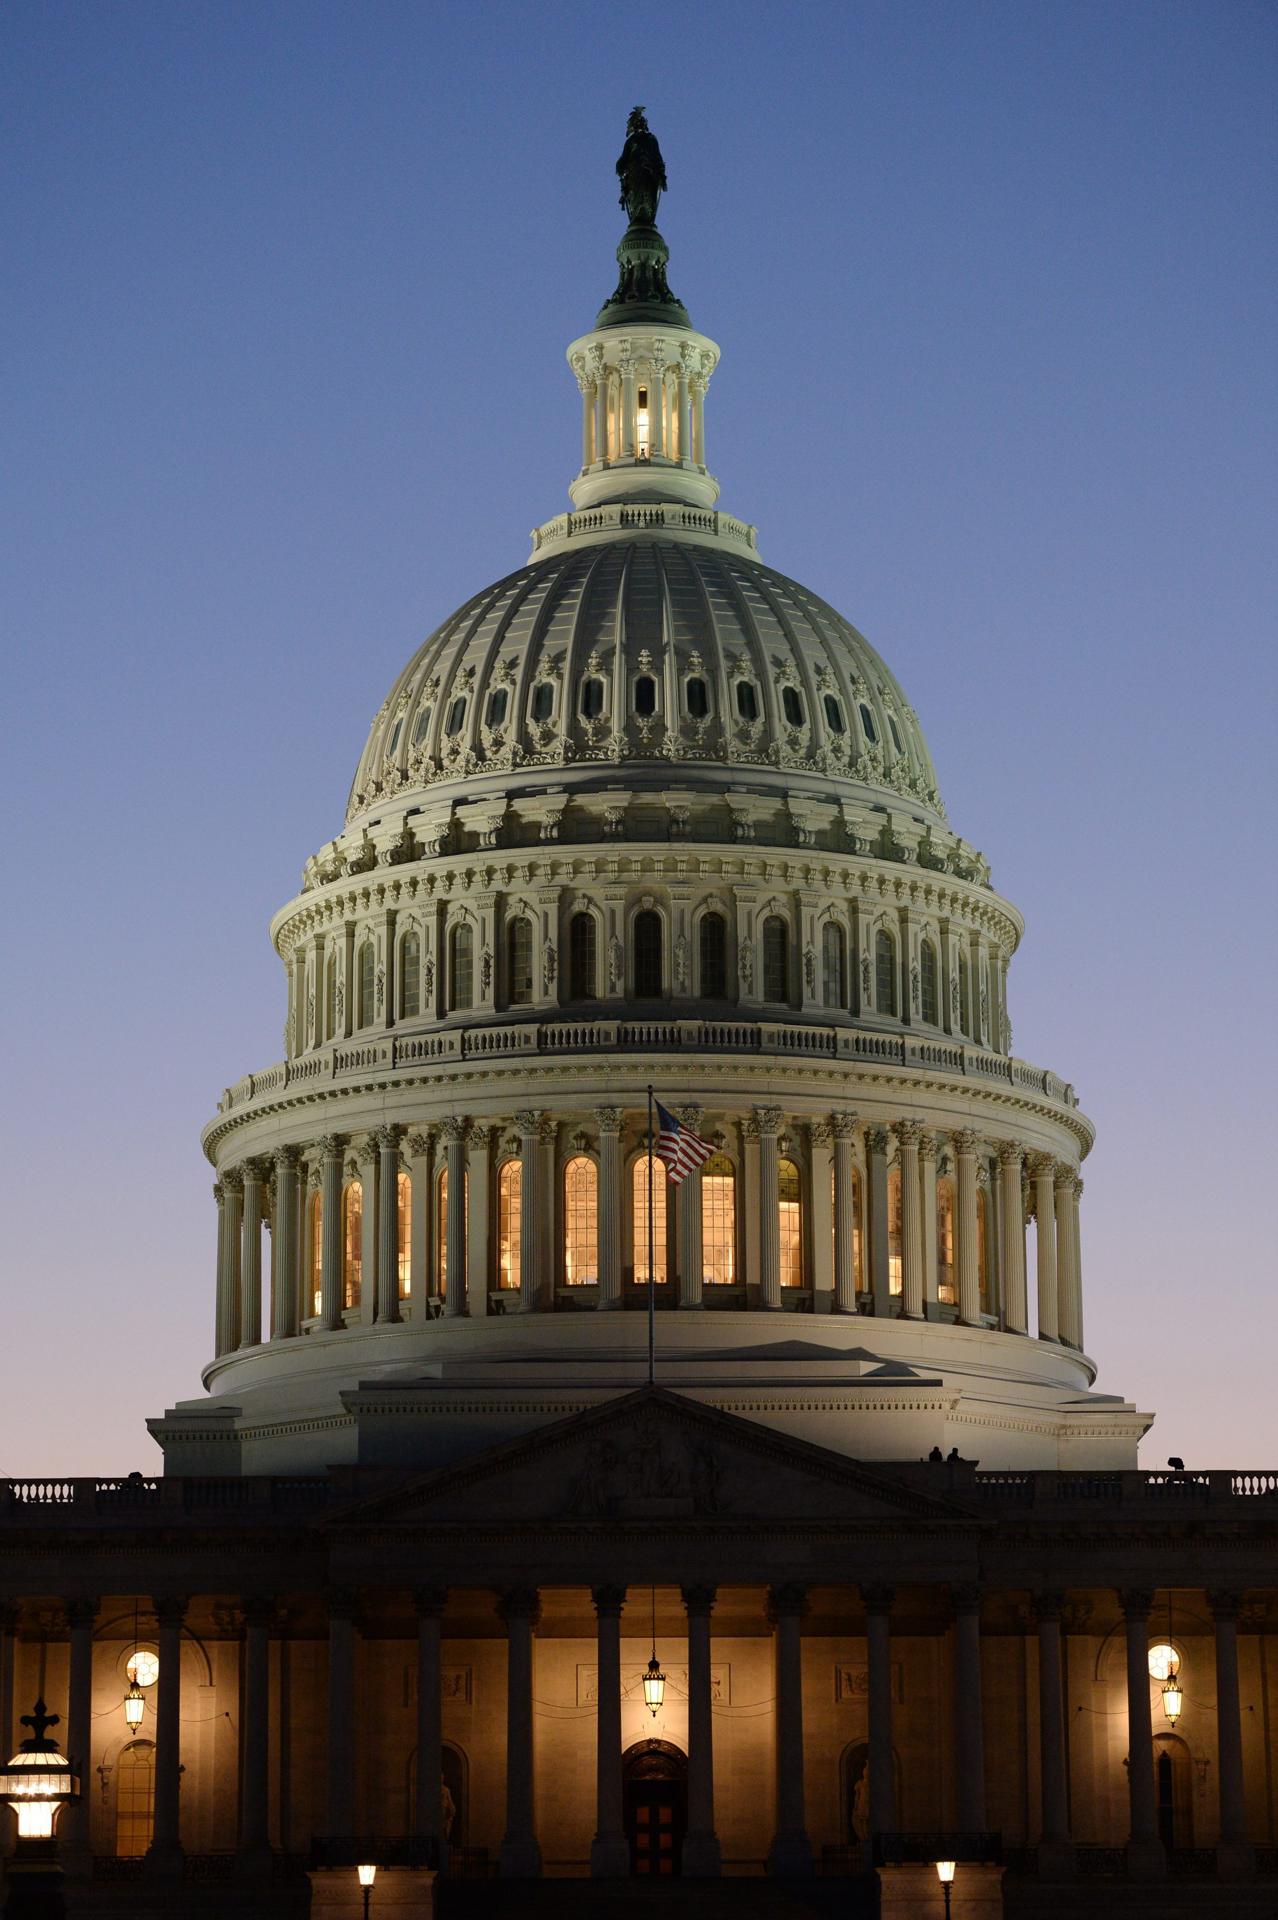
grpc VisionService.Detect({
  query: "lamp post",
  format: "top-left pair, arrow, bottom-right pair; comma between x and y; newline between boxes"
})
0,1700 -> 80,1919
356,1862 -> 376,1919
935,1858 -> 956,1920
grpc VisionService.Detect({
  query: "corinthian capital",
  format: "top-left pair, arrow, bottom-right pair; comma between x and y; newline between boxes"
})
514,1109 -> 542,1138
1025,1150 -> 1055,1180
951,1128 -> 979,1157
832,1110 -> 859,1141
374,1124 -> 401,1153
755,1106 -> 782,1136
594,1106 -> 623,1134
996,1139 -> 1023,1168
440,1116 -> 467,1145
894,1119 -> 924,1149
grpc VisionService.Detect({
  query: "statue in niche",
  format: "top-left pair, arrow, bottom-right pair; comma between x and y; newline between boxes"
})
617,107 -> 667,225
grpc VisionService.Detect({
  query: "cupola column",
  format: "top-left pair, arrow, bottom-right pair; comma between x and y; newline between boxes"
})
619,353 -> 638,459
677,1104 -> 705,1308
212,1180 -> 228,1356
515,1112 -> 544,1313
217,1171 -> 243,1356
595,1110 -> 623,1310
953,1130 -> 981,1325
1121,1589 -> 1165,1879
691,371 -> 707,465
467,1125 -> 492,1317
1054,1166 -> 1078,1347
866,1127 -> 892,1316
593,351 -> 609,463
832,1114 -> 861,1313
676,357 -> 692,463
1027,1154 -> 1057,1340
589,1586 -> 629,1877
319,1137 -> 344,1331
997,1141 -> 1028,1334
356,1136 -> 378,1323
647,350 -> 665,456
682,1585 -> 721,1875
239,1163 -> 264,1348
577,368 -> 594,468
498,1589 -> 542,1877
271,1149 -> 299,1338
766,1585 -> 812,1876
895,1121 -> 924,1318
406,1131 -> 434,1316
756,1108 -> 783,1309
920,1131 -> 940,1311
442,1118 -> 468,1316
376,1126 -> 402,1324
1067,1176 -> 1085,1351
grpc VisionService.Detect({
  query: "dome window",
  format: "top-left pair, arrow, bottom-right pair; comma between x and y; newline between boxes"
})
735,682 -> 759,723
762,916 -> 789,1003
858,703 -> 878,745
875,929 -> 898,1016
823,694 -> 845,735
634,675 -> 657,716
782,687 -> 804,727
507,916 -> 533,1007
445,698 -> 467,738
569,911 -> 597,999
412,706 -> 433,747
699,912 -> 727,997
580,676 -> 605,720
888,714 -> 903,755
634,909 -> 664,998
388,719 -> 403,755
686,676 -> 709,719
531,683 -> 554,723
920,939 -> 939,1024
486,689 -> 508,729
822,922 -> 846,1008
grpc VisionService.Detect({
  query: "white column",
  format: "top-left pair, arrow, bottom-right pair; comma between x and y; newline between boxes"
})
498,1589 -> 542,1877
357,1138 -> 378,1324
212,1179 -> 228,1355
809,1120 -> 833,1307
406,1130 -> 433,1318
832,1114 -> 860,1313
595,1108 -> 623,1311
240,1163 -> 264,1348
376,1125 -> 401,1324
589,1586 -> 629,1876
1055,1165 -> 1078,1346
757,1107 -> 782,1309
676,356 -> 692,461
691,372 -> 706,465
1029,1153 -> 1057,1340
443,1117 -> 468,1316
619,353 -> 638,457
920,1131 -> 939,1313
895,1121 -> 924,1319
954,1129 -> 981,1325
766,1586 -> 811,1876
319,1136 -> 344,1331
743,1115 -> 761,1296
997,1140 -> 1028,1333
1067,1174 -> 1085,1351
271,1148 -> 299,1339
467,1123 -> 492,1314
516,1111 -> 542,1313
648,353 -> 665,457
866,1126 -> 891,1315
579,374 -> 594,467
677,1103 -> 705,1308
217,1170 -> 243,1355
594,356 -> 609,462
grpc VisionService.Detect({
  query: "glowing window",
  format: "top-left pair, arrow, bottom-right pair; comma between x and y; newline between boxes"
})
487,688 -> 508,729
634,675 -> 656,716
580,676 -> 605,719
435,1167 -> 468,1299
859,703 -> 878,744
735,682 -> 759,722
569,912 -> 597,998
779,1158 -> 803,1287
937,1179 -> 956,1305
342,1181 -> 362,1309
126,1650 -> 159,1688
822,922 -> 845,1008
782,686 -> 804,726
412,705 -> 432,747
507,916 -> 533,1007
1148,1643 -> 1181,1682
762,916 -> 789,1002
686,676 -> 709,718
400,932 -> 421,1018
531,683 -> 554,723
115,1741 -> 155,1858
634,910 -> 663,997
887,1168 -> 903,1295
445,697 -> 467,737
309,1189 -> 322,1316
701,1153 -> 736,1285
564,1156 -> 598,1285
449,923 -> 473,1011
397,1170 -> 411,1298
497,1160 -> 522,1290
875,930 -> 897,1015
632,1153 -> 669,1285
920,940 -> 939,1024
823,693 -> 845,734
699,912 -> 727,997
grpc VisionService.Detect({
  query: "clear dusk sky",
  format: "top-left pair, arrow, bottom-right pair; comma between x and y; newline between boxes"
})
2,2 -> 1275,1475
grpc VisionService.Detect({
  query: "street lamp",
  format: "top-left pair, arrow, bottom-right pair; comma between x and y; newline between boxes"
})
935,1858 -> 956,1920
0,1699 -> 80,1919
356,1862 -> 376,1919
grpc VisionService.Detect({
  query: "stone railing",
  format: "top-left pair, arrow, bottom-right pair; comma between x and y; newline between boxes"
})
969,1468 -> 1278,1511
0,1476 -> 331,1519
529,501 -> 758,557
215,1021 -> 1079,1119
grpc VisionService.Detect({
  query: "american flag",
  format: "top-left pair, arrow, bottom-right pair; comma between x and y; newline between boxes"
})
653,1101 -> 715,1184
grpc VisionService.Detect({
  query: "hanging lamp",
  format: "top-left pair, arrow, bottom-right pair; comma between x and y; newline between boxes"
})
1161,1590 -> 1183,1726
643,1587 -> 665,1715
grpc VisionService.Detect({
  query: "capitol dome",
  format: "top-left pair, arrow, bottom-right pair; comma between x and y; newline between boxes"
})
152,116 -> 1150,1481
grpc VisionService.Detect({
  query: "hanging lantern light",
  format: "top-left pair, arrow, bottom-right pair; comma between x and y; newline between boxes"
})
1161,1590 -> 1183,1726
643,1587 -> 666,1716
123,1679 -> 146,1732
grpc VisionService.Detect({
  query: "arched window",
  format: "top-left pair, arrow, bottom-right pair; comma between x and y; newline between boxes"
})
486,689 -> 508,729
762,916 -> 789,1003
632,1153 -> 668,1285
580,676 -> 605,719
412,704 -> 433,747
701,1153 -> 736,1285
325,951 -> 338,1041
444,697 -> 467,737
778,1158 -> 803,1287
115,1740 -> 156,1857
531,682 -> 554,723
858,702 -> 878,745
823,693 -> 846,734
435,1167 -> 468,1300
822,922 -> 846,1009
563,1156 -> 598,1285
977,1185 -> 990,1311
957,951 -> 971,1035
686,676 -> 709,718
735,681 -> 759,722
397,1171 -> 411,1299
449,923 -> 474,1012
887,1168 -> 903,1297
781,686 -> 804,727
830,1163 -> 865,1294
356,941 -> 375,1029
875,929 -> 897,1015
507,916 -> 533,1007
342,1181 -> 362,1309
634,675 -> 656,716
388,718 -> 403,756
937,1179 -> 956,1305
920,940 -> 939,1024
699,912 -> 727,998
634,910 -> 663,998
309,1190 -> 322,1317
569,911 -> 597,999
497,1160 -> 521,1291
399,932 -> 421,1019
888,714 -> 904,755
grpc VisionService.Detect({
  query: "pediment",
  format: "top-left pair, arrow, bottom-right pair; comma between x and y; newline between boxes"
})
330,1388 -> 975,1531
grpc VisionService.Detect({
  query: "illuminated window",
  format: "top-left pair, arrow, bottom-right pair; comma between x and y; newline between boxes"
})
977,1186 -> 990,1310
1148,1643 -> 1181,1682
888,1167 -> 903,1295
325,951 -> 338,1041
875,930 -> 897,1015
699,912 -> 727,997
634,675 -> 656,716
935,1178 -> 956,1305
920,940 -> 939,1024
701,1154 -> 736,1284
570,912 -> 597,999
859,702 -> 878,745
636,384 -> 650,456
309,1189 -> 322,1316
686,676 -> 709,718
126,1650 -> 159,1688
822,922 -> 846,1008
507,916 -> 533,1007
634,910 -> 663,997
342,1181 -> 363,1309
830,1163 -> 865,1293
356,941 -> 375,1029
823,693 -> 845,734
957,952 -> 971,1034
762,916 -> 789,1002
397,1170 -> 411,1298
497,1160 -> 522,1290
400,933 -> 421,1018
531,683 -> 554,723
115,1740 -> 155,1857
435,1167 -> 468,1300
782,686 -> 804,726
580,676 -> 605,719
564,1156 -> 599,1285
735,681 -> 759,722
779,1158 -> 803,1287
449,923 -> 473,1011
632,1153 -> 668,1285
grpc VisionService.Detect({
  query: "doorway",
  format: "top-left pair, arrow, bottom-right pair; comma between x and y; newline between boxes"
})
1154,1734 -> 1193,1852
623,1739 -> 687,1876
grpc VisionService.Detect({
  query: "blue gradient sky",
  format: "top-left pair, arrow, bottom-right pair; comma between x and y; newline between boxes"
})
2,2 -> 1274,1473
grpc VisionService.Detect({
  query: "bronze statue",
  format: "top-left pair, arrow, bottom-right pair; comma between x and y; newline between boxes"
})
616,107 -> 667,226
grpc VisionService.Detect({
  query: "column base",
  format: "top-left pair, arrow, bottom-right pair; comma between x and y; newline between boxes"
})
1217,1839 -> 1255,1880
498,1836 -> 542,1878
682,1829 -> 722,1876
589,1834 -> 632,1877
142,1843 -> 185,1881
766,1829 -> 813,1877
1036,1838 -> 1076,1879
1124,1837 -> 1167,1880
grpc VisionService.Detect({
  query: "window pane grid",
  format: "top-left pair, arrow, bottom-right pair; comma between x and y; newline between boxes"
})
342,1181 -> 363,1309
632,1154 -> 669,1284
778,1158 -> 802,1287
397,1172 -> 411,1297
564,1156 -> 598,1284
701,1155 -> 735,1284
498,1160 -> 522,1290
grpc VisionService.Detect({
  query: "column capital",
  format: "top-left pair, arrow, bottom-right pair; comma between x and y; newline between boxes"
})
1025,1150 -> 1055,1179
755,1106 -> 783,1137
273,1143 -> 300,1171
221,1166 -> 244,1196
950,1584 -> 982,1616
809,1119 -> 832,1149
832,1111 -> 859,1141
1034,1590 -> 1065,1623
591,1585 -> 627,1618
241,1597 -> 277,1632
1208,1590 -> 1242,1623
0,1602 -> 20,1633
406,1129 -> 434,1157
440,1115 -> 468,1145
681,1584 -> 717,1616
864,1125 -> 890,1155
742,1112 -> 761,1141
466,1121 -> 494,1151
325,1587 -> 359,1623
1072,1175 -> 1084,1199
537,1114 -> 558,1147
374,1124 -> 402,1153
514,1108 -> 543,1137
1053,1160 -> 1077,1190
499,1587 -> 542,1628
64,1597 -> 98,1631
594,1106 -> 623,1134
894,1118 -> 924,1148
319,1134 -> 344,1162
413,1586 -> 449,1619
153,1595 -> 188,1630
1121,1588 -> 1154,1621
996,1138 -> 1024,1167
766,1583 -> 808,1622
951,1128 -> 979,1157
917,1129 -> 938,1159
242,1156 -> 269,1185
861,1583 -> 895,1615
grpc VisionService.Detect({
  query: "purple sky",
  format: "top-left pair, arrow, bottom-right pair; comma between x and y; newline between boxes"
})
2,2 -> 1274,1474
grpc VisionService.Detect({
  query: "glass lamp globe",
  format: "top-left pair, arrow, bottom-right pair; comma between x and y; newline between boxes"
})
643,1655 -> 666,1714
936,1860 -> 957,1884
123,1680 -> 146,1731
357,1863 -> 377,1887
1162,1675 -> 1184,1725
0,1702 -> 79,1841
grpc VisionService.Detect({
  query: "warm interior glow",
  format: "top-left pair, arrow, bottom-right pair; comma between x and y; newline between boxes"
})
16,1803 -> 55,1840
435,1168 -> 469,1299
887,1167 -> 903,1295
342,1180 -> 363,1309
1148,1642 -> 1180,1681
126,1650 -> 159,1688
397,1171 -> 411,1297
498,1159 -> 522,1289
564,1156 -> 599,1284
636,385 -> 650,456
778,1158 -> 802,1286
123,1682 -> 146,1730
701,1154 -> 736,1284
632,1153 -> 668,1285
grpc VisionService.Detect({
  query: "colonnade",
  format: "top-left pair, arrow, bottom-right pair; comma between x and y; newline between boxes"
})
211,1113 -> 1085,1358
573,342 -> 709,469
13,1585 -> 1253,1882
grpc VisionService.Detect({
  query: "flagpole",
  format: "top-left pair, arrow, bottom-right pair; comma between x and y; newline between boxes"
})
646,1084 -> 656,1388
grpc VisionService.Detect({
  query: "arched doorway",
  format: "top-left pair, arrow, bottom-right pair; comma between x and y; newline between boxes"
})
623,1738 -> 687,1876
115,1740 -> 155,1856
